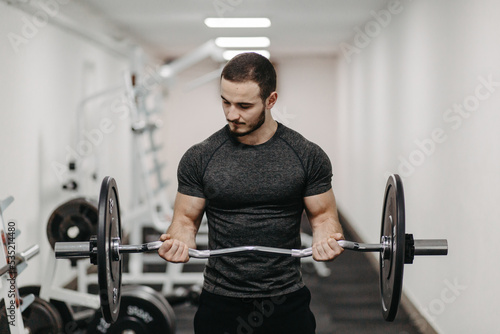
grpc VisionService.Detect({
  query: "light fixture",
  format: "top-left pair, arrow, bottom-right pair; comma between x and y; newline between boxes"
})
204,18 -> 271,28
215,37 -> 270,48
222,50 -> 270,61
159,66 -> 173,78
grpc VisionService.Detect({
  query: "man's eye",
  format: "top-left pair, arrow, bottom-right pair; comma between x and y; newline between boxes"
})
223,100 -> 230,105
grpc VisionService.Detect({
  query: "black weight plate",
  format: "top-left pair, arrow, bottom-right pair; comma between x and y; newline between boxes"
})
87,285 -> 176,334
0,300 -> 12,333
98,176 -> 122,324
46,198 -> 98,250
22,297 -> 64,334
18,285 -> 84,332
132,285 -> 177,332
379,174 -> 405,321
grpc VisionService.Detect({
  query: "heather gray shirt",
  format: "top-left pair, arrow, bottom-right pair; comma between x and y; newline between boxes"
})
177,123 -> 332,297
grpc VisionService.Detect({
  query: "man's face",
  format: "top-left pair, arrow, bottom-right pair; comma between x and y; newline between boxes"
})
221,78 -> 267,137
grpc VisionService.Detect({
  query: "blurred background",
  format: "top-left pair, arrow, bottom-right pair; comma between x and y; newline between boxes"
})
0,0 -> 498,333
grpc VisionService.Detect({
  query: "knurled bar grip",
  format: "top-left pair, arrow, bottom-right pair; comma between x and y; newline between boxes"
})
55,239 -> 448,259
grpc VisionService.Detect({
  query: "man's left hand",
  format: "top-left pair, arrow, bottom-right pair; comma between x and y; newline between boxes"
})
312,232 -> 345,261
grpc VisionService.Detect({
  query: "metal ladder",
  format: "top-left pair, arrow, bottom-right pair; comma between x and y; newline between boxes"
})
122,71 -> 207,295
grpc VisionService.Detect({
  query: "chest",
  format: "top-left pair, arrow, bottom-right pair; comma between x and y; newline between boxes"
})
203,144 -> 306,205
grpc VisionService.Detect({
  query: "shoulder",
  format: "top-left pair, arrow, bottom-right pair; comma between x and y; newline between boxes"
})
276,124 -> 332,174
201,126 -> 230,148
276,123 -> 325,156
276,124 -> 333,192
181,126 -> 230,165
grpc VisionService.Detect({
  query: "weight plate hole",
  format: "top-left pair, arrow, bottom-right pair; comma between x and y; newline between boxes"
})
67,226 -> 80,239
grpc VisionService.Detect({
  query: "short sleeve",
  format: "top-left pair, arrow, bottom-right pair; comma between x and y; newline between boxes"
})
303,144 -> 333,197
177,145 -> 206,198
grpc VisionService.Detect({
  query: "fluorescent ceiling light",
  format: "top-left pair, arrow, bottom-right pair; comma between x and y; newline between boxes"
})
205,18 -> 271,28
223,50 -> 270,61
215,37 -> 271,48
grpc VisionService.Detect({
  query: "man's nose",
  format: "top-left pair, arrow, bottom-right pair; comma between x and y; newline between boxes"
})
226,106 -> 240,121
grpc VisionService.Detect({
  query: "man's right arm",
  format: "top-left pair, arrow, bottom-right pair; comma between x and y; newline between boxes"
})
158,192 -> 206,263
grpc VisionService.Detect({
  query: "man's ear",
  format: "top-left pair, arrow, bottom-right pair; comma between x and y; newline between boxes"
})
266,91 -> 278,109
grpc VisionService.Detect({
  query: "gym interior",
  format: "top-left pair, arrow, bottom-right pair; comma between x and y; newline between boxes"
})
0,0 -> 498,333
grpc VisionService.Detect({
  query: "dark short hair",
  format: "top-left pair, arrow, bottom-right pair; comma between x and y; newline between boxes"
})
221,52 -> 277,102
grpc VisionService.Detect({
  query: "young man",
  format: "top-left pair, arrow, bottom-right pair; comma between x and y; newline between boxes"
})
158,52 -> 344,333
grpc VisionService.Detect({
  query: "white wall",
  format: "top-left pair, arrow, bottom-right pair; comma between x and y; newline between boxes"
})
333,0 -> 500,332
0,3 -> 130,286
162,58 -> 224,201
276,56 -> 338,159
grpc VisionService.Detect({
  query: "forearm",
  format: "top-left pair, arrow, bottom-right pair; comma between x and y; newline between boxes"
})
304,189 -> 344,241
164,192 -> 205,249
310,216 -> 344,243
304,190 -> 345,261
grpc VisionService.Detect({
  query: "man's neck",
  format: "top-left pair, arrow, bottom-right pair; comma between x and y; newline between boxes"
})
236,118 -> 278,146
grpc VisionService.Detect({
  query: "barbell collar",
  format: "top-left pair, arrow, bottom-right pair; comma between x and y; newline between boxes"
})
413,239 -> 448,256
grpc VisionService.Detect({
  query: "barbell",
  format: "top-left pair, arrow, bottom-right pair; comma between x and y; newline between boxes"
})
54,175 -> 447,323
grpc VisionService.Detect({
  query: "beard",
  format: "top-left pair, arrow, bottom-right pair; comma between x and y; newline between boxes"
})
229,108 -> 266,137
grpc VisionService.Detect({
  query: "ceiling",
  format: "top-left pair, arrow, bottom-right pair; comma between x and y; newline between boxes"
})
74,0 -> 390,61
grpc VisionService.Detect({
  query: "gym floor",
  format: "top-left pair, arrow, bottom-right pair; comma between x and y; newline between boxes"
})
171,216 -> 423,334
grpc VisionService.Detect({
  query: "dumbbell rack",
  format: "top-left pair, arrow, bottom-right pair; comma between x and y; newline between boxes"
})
0,197 -> 175,334
0,198 -> 101,333
0,196 -> 106,333
0,197 -> 40,334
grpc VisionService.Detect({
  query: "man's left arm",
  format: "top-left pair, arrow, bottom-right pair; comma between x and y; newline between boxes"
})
303,189 -> 345,261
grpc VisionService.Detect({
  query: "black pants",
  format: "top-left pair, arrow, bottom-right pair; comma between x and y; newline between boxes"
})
194,287 -> 316,334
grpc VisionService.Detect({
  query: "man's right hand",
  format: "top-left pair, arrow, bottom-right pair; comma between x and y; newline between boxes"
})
157,234 -> 190,263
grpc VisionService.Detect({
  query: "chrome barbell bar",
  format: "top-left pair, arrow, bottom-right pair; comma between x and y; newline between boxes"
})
55,238 -> 447,260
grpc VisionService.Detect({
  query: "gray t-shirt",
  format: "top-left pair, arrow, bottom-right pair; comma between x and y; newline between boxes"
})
177,123 -> 332,297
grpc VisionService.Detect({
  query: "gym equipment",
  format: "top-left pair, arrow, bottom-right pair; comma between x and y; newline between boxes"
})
0,297 -> 64,334
18,285 -> 90,333
96,177 -> 122,323
20,297 -> 64,334
0,196 -> 41,334
55,175 -> 448,322
166,285 -> 202,306
88,285 -> 176,334
46,197 -> 98,250
0,245 -> 39,277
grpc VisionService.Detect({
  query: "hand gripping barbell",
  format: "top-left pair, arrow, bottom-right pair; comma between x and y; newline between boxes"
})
54,175 -> 447,323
